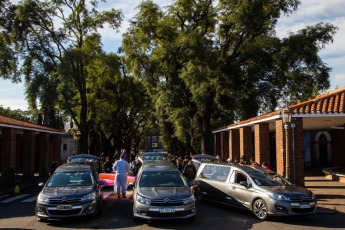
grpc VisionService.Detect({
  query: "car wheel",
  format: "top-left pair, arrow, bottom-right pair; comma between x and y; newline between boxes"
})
195,188 -> 203,204
252,199 -> 268,220
94,198 -> 103,218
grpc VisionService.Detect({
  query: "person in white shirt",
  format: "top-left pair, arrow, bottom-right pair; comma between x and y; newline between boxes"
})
113,154 -> 131,199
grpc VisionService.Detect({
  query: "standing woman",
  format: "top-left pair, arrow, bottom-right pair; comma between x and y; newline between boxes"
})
113,154 -> 131,199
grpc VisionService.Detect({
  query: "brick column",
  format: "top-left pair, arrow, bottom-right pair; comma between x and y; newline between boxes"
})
23,130 -> 35,178
49,134 -> 61,163
240,127 -> 254,160
275,119 -> 285,177
39,133 -> 50,177
254,123 -> 270,166
293,118 -> 305,186
1,128 -> 17,175
220,131 -> 229,161
229,129 -> 240,161
214,132 -> 221,156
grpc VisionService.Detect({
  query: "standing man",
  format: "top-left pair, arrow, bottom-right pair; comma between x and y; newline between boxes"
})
113,154 -> 131,199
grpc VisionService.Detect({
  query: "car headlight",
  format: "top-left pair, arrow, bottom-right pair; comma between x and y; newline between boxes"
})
268,192 -> 289,201
183,195 -> 195,205
37,193 -> 49,204
82,192 -> 96,201
136,194 -> 151,205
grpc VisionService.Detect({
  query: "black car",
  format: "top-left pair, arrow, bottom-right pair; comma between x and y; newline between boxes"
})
138,152 -> 170,163
35,163 -> 104,221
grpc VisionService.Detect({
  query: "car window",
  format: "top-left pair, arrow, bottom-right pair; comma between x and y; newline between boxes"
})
199,165 -> 230,182
47,172 -> 93,187
248,171 -> 292,186
234,172 -> 248,184
139,171 -> 186,187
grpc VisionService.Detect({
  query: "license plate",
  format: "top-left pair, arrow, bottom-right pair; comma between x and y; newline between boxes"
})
300,204 -> 311,209
57,205 -> 72,210
159,208 -> 175,213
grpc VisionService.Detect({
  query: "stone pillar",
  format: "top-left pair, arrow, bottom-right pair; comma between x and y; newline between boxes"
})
293,118 -> 305,186
39,133 -> 50,177
23,130 -> 35,178
229,129 -> 240,161
1,128 -> 17,175
240,127 -> 254,160
214,133 -> 221,156
275,119 -> 285,177
220,131 -> 229,161
254,123 -> 270,166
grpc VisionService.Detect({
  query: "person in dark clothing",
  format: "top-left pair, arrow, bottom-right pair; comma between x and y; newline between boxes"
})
102,156 -> 113,173
183,161 -> 197,182
131,155 -> 142,176
176,158 -> 183,172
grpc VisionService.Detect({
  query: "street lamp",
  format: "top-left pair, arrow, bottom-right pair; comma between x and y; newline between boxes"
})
281,105 -> 292,180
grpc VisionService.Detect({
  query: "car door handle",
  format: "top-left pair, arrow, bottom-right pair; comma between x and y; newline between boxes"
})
232,186 -> 236,190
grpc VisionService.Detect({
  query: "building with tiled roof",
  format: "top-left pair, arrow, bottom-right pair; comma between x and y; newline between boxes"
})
213,86 -> 345,186
0,115 -> 63,183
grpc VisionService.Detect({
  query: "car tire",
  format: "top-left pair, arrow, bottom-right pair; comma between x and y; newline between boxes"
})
133,216 -> 142,223
93,198 -> 103,218
195,188 -> 203,204
252,198 -> 268,220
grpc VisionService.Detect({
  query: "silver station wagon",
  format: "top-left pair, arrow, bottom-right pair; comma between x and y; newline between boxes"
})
132,160 -> 196,221
195,162 -> 316,220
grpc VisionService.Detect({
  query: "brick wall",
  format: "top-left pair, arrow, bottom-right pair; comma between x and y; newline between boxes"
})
275,119 -> 285,177
229,129 -> 240,161
240,127 -> 254,160
220,131 -> 229,161
254,123 -> 270,166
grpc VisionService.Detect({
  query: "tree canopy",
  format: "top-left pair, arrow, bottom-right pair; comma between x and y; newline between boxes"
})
122,0 -> 337,155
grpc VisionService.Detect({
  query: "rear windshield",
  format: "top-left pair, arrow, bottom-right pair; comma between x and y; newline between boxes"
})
248,171 -> 292,186
47,172 -> 93,187
139,171 -> 187,187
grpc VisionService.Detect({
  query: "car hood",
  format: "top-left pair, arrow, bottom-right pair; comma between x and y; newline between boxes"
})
138,186 -> 191,199
262,185 -> 313,197
41,186 -> 94,198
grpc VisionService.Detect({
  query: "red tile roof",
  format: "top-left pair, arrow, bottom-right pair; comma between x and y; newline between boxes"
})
214,86 -> 345,132
0,115 -> 63,133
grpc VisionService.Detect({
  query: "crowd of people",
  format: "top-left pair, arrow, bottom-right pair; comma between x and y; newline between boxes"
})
223,154 -> 270,169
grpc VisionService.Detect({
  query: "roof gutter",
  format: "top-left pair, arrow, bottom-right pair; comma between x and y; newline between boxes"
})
0,123 -> 64,135
212,112 -> 345,134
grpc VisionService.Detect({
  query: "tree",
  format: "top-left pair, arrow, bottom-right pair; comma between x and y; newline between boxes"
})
0,0 -> 123,154
123,0 -> 337,155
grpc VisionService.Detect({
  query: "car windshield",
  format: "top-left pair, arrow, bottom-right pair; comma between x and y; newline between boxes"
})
68,158 -> 97,164
139,171 -> 187,187
248,171 -> 292,186
47,172 -> 93,187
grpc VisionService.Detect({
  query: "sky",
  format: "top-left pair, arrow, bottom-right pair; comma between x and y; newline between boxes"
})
0,0 -> 344,111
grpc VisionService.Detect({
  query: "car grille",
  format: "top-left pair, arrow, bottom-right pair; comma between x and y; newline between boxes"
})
292,207 -> 315,213
147,210 -> 194,217
151,198 -> 184,206
48,198 -> 82,204
47,208 -> 82,216
290,196 -> 314,202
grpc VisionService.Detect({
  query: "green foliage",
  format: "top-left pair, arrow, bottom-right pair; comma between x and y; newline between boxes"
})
123,0 -> 337,155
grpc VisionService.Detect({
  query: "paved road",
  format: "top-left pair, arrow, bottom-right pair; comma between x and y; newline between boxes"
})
0,184 -> 345,229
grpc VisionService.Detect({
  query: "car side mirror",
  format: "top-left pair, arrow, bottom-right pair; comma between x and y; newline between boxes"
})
128,181 -> 136,189
239,181 -> 251,188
